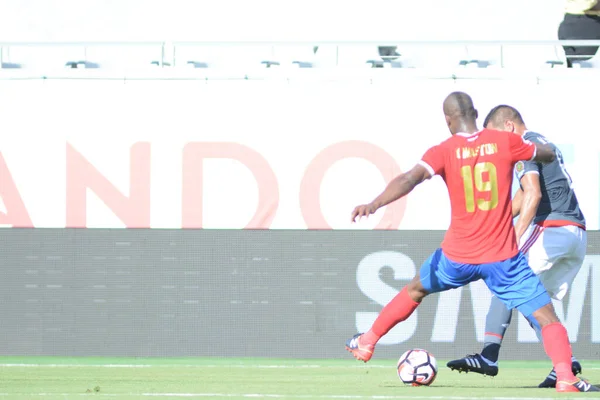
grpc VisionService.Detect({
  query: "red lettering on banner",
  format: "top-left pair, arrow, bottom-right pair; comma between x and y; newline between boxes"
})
0,153 -> 33,227
182,142 -> 279,229
66,143 -> 151,228
300,141 -> 406,229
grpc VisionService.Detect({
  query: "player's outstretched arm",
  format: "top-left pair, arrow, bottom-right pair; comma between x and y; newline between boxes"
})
351,164 -> 431,223
532,143 -> 556,163
514,173 -> 542,242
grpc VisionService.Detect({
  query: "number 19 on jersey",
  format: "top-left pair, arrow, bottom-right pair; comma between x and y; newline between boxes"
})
461,162 -> 499,212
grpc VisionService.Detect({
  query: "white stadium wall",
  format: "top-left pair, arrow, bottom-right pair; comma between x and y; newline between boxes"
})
0,0 -> 565,43
0,75 -> 598,230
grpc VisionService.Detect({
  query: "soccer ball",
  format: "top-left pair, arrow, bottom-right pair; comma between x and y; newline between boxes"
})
396,349 -> 438,386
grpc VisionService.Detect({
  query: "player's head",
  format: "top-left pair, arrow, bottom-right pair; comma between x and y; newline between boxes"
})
483,105 -> 527,135
442,92 -> 478,135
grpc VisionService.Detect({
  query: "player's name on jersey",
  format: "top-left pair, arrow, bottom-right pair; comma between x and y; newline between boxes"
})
456,143 -> 498,160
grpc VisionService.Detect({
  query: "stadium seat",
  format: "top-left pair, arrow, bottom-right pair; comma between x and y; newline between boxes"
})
150,61 -> 172,67
0,62 -> 21,69
173,45 -> 279,69
2,45 -> 85,71
185,61 -> 209,68
459,45 -> 501,68
571,50 -> 600,68
273,46 -> 318,68
1,42 -> 594,71
83,44 -> 165,70
65,61 -> 100,69
304,45 -> 338,67
395,45 -> 467,69
335,46 -> 399,68
365,46 -> 403,68
499,45 -> 566,69
458,60 -> 491,68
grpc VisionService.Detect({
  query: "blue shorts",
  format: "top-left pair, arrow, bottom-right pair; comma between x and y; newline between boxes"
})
419,248 -> 550,318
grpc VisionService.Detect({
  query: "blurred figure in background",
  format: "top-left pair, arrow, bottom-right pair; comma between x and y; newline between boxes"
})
375,46 -> 401,68
378,46 -> 401,60
559,0 -> 600,67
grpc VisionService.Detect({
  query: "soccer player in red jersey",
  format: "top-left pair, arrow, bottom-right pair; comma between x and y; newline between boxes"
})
345,92 -> 598,393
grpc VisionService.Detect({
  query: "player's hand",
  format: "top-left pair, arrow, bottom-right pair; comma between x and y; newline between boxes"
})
351,203 -> 378,223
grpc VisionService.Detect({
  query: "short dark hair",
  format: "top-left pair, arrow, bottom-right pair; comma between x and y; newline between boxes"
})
444,91 -> 478,120
483,105 -> 525,128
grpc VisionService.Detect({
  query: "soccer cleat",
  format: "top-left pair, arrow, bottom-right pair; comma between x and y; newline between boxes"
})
345,333 -> 375,362
538,361 -> 583,388
446,353 -> 498,376
556,379 -> 599,392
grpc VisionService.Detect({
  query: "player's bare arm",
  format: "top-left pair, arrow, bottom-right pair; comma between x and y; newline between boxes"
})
351,164 -> 431,223
512,188 -> 523,218
514,173 -> 542,242
532,143 -> 556,163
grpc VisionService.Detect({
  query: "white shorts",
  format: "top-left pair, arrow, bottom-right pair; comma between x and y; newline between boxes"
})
518,224 -> 587,301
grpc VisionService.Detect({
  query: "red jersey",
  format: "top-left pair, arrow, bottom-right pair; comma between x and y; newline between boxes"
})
420,129 -> 536,264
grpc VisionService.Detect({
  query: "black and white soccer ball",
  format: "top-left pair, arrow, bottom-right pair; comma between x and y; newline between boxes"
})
397,348 -> 438,386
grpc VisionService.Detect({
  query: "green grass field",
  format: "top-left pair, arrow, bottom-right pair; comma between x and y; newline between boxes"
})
0,357 -> 598,400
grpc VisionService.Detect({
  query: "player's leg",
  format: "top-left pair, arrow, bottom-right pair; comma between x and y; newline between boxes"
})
481,224 -> 540,358
480,225 -> 539,359
533,226 -> 587,387
345,261 -> 428,362
489,252 -> 597,392
533,227 -> 586,302
535,257 -> 583,389
525,303 -> 596,392
345,248 -> 478,362
481,296 -> 513,362
446,294 -> 509,375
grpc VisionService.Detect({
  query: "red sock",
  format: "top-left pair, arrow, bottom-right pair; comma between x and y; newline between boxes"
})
542,322 -> 576,382
363,286 -> 420,345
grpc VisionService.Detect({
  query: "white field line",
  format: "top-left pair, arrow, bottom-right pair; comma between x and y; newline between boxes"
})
140,395 -> 587,399
0,364 -> 153,368
0,395 -> 588,400
0,363 -> 598,371
0,363 -> 390,368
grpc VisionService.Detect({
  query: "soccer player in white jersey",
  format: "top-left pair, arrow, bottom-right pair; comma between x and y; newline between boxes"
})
447,105 -> 587,389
